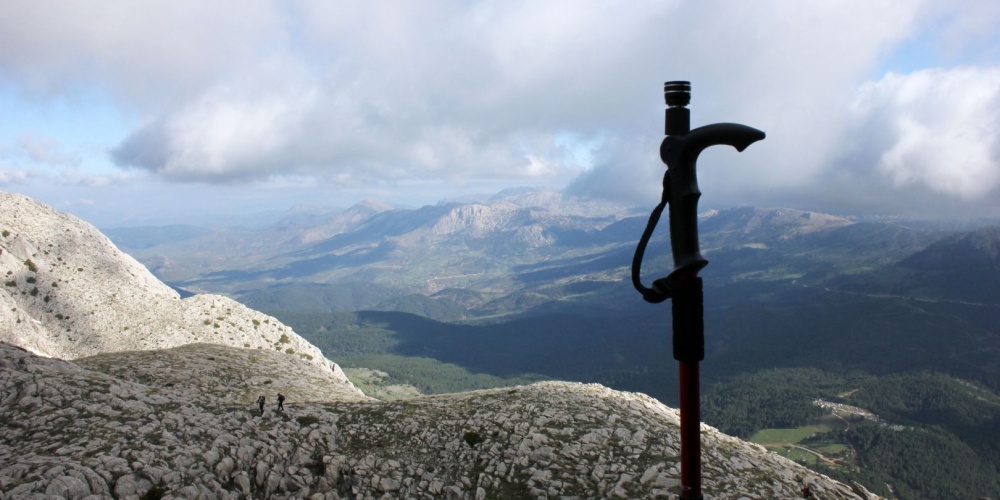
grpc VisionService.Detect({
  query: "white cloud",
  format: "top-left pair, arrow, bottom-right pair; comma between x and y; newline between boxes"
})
0,169 -> 31,185
853,68 -> 1000,200
568,1 -> 925,203
63,198 -> 95,207
112,2 -> 921,188
17,136 -> 80,167
0,0 -> 288,104
57,169 -> 143,188
3,0 -> 1000,219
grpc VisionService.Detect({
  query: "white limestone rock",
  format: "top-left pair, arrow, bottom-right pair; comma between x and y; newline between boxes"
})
0,344 -> 880,498
0,191 -> 361,397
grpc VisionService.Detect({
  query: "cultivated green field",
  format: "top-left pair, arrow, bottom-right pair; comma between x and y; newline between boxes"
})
750,423 -> 834,445
750,415 -> 851,468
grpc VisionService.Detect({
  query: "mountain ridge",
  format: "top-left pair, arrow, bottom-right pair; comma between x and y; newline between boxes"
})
114,194 -> 952,306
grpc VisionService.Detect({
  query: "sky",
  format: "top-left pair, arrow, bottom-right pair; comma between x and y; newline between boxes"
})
2,1 -> 1000,227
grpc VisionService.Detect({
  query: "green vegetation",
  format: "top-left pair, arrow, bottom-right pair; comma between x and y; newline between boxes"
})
342,367 -> 423,400
373,293 -> 470,322
269,309 -> 674,398
296,415 -> 320,426
801,430 -> 847,456
845,424 -> 999,498
847,372 -> 1000,468
463,430 -> 484,448
707,368 -> 1000,499
258,310 -> 401,355
702,368 -> 854,437
268,309 -> 679,398
24,259 -> 37,272
751,423 -> 835,446
849,372 -> 1000,429
750,417 -> 850,469
340,355 -> 545,396
139,485 -> 166,500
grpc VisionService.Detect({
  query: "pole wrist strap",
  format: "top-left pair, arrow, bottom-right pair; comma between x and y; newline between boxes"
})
631,171 -> 672,303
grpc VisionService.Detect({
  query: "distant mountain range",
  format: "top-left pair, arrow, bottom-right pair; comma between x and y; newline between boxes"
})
109,190 -> 638,307
105,188 -> 1000,318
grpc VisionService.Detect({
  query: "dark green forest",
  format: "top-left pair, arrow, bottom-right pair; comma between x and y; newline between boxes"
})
701,368 -> 856,437
844,424 -> 998,498
701,369 -> 1000,498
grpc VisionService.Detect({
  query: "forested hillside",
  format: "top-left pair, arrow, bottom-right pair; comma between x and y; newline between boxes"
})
700,369 -> 1000,498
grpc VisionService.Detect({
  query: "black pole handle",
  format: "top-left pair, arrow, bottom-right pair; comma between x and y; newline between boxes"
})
660,123 -> 765,279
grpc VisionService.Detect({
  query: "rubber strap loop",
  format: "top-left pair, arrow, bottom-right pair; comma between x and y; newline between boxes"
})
631,171 -> 672,303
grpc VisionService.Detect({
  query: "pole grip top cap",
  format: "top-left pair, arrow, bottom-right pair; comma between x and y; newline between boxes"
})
664,81 -> 691,107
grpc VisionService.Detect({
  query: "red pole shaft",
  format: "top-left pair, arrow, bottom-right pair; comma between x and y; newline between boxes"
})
679,360 -> 702,500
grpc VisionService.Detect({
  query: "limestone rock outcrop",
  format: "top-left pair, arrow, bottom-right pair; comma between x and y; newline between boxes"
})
0,191 -> 360,398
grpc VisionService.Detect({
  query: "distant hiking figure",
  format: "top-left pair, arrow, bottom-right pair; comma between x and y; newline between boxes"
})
801,483 -> 813,498
256,395 -> 265,415
277,392 -> 285,411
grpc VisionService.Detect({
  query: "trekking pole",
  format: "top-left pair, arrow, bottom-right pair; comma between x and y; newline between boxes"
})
631,81 -> 765,499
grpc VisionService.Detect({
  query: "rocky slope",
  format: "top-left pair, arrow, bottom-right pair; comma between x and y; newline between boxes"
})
0,191 -> 359,398
0,342 -> 877,499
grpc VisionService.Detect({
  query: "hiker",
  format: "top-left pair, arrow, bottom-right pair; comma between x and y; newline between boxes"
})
256,394 -> 265,415
277,392 -> 285,411
801,483 -> 813,498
